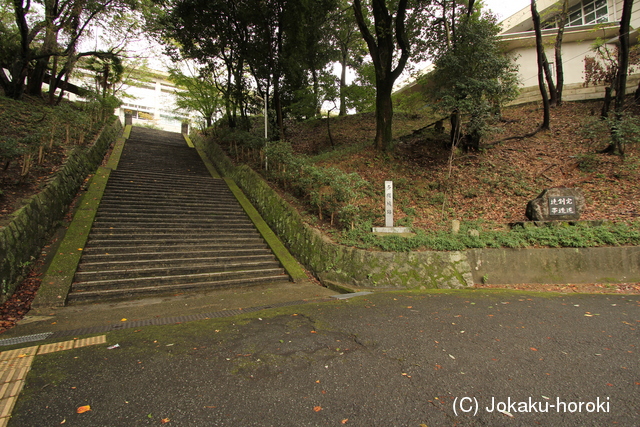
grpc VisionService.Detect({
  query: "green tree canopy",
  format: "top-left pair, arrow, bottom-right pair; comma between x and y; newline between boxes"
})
427,10 -> 519,150
169,66 -> 223,129
155,0 -> 337,136
0,0 -> 143,101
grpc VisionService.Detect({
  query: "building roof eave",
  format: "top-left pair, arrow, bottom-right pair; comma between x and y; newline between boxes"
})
499,23 -> 621,51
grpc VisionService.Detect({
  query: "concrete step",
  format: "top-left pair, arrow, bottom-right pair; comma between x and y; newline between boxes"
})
66,126 -> 293,304
94,212 -> 245,221
75,259 -> 282,281
67,275 -> 290,303
96,200 -> 241,211
73,268 -> 287,291
99,192 -> 238,202
80,247 -> 272,259
94,207 -> 245,217
88,229 -> 262,245
88,227 -> 259,236
103,181 -> 226,194
91,217 -> 254,227
90,222 -> 255,231
77,254 -> 277,271
107,168 -> 216,182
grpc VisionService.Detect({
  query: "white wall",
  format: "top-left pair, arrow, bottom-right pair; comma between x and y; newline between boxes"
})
500,0 -> 640,103
509,40 -> 618,88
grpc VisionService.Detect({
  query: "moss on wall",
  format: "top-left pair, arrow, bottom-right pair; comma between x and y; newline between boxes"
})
0,119 -> 123,301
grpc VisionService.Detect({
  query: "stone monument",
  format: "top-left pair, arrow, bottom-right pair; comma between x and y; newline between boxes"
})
372,181 -> 413,235
525,187 -> 585,221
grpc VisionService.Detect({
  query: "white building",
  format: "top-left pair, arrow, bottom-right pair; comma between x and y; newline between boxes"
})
117,70 -> 189,133
499,0 -> 640,104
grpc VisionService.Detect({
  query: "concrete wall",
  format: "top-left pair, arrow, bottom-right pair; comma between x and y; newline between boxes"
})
0,119 -> 122,301
467,246 -> 640,284
509,74 -> 640,105
508,40 -> 616,89
500,0 -> 640,105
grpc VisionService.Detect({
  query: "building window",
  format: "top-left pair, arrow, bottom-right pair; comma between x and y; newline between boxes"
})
569,0 -> 608,26
540,0 -> 609,29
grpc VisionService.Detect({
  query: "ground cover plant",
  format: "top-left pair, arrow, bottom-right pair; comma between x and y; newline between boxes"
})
211,99 -> 640,251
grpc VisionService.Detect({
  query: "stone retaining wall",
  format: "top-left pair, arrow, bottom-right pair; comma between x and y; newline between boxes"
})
197,138 -> 473,290
0,119 -> 122,301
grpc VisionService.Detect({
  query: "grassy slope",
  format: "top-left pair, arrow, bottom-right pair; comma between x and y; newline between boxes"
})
283,101 -> 640,231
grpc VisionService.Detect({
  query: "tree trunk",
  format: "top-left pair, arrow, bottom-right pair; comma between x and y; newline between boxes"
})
4,60 -> 28,100
311,67 -> 321,118
542,54 -> 557,107
610,0 -> 634,155
601,86 -> 613,118
528,0 -> 557,107
48,55 -> 59,105
27,25 -> 58,97
273,78 -> 285,141
327,109 -> 334,147
450,110 -> 461,147
6,0 -> 31,100
554,0 -> 569,106
352,0 -> 410,152
339,50 -> 348,116
226,66 -> 236,128
27,57 -> 50,97
375,80 -> 394,151
532,0 -> 551,130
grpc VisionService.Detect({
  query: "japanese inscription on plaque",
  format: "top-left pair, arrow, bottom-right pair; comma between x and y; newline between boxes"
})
548,196 -> 575,216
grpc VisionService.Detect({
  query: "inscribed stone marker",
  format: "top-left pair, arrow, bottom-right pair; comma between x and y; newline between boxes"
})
385,181 -> 393,227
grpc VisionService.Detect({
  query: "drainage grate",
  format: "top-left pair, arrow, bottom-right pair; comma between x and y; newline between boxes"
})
0,333 -> 54,347
1,297 -> 334,346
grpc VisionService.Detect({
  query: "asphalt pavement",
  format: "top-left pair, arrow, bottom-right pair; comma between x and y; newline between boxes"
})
2,288 -> 639,426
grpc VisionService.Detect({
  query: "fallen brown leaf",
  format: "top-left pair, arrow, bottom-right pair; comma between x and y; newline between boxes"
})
76,405 -> 91,414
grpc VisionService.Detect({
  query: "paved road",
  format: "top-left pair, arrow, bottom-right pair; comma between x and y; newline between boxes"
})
7,289 -> 640,426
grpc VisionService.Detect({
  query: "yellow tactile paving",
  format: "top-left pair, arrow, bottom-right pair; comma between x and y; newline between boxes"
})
37,340 -> 75,355
0,367 -> 30,384
0,396 -> 17,418
75,335 -> 107,348
0,380 -> 24,400
0,346 -> 39,362
0,355 -> 35,374
0,335 -> 107,425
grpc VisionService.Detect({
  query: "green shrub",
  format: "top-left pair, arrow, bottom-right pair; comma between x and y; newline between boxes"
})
262,141 -> 370,229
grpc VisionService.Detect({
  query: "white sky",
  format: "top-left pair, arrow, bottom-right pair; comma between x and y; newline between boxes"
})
483,0 -> 530,21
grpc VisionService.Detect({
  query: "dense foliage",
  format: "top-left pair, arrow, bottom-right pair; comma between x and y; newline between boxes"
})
427,12 -> 519,150
0,0 -> 145,102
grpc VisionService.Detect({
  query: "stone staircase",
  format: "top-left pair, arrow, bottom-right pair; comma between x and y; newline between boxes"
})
67,127 -> 289,303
